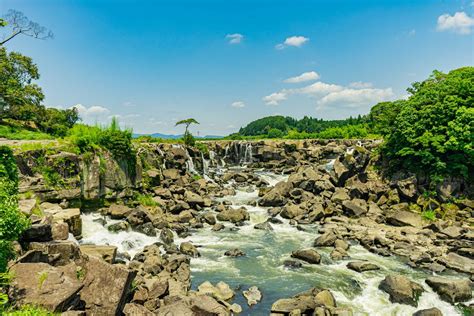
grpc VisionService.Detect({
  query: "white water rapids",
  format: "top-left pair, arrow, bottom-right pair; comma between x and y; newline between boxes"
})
79,168 -> 469,315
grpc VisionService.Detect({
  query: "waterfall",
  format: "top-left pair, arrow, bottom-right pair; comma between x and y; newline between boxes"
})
202,152 -> 210,175
243,143 -> 253,164
346,147 -> 354,155
325,158 -> 336,171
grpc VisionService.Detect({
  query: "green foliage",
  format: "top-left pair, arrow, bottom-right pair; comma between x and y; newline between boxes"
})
182,131 -> 196,146
0,124 -> 54,140
0,146 -> 29,273
194,141 -> 208,155
369,101 -> 403,135
2,305 -> 56,316
135,193 -> 158,207
382,67 -> 474,181
421,210 -> 436,221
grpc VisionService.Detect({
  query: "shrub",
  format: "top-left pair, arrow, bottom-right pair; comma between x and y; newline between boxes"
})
267,128 -> 284,138
183,131 -> 195,146
136,193 -> 159,207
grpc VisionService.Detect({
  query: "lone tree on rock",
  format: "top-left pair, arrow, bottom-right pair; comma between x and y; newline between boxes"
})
1,10 -> 53,45
176,118 -> 199,146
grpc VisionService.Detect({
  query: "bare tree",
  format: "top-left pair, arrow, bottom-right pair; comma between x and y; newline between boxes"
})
1,10 -> 53,45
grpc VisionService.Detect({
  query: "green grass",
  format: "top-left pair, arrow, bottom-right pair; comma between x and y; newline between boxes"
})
0,125 -> 54,140
421,210 -> 436,221
136,193 -> 159,207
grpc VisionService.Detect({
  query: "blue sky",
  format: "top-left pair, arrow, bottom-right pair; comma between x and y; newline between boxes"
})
1,0 -> 473,135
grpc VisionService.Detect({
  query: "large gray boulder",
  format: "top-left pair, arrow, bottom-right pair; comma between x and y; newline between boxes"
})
259,181 -> 292,206
216,207 -> 249,223
425,277 -> 472,303
379,275 -> 424,306
314,231 -> 337,247
342,198 -> 368,217
291,249 -> 321,264
347,261 -> 380,272
386,210 -> 423,228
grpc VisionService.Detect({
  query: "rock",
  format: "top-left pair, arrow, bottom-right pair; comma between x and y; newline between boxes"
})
314,231 -> 337,247
335,239 -> 350,251
29,241 -> 81,266
52,221 -> 69,240
80,256 -> 136,315
108,221 -> 129,232
412,308 -> 443,316
106,204 -> 132,219
224,248 -> 246,257
19,198 -> 37,215
331,188 -> 350,204
284,259 -> 302,269
342,199 -> 368,217
378,275 -> 424,306
254,221 -> 273,230
136,222 -> 156,236
203,212 -> 216,225
22,223 -> 52,242
123,303 -> 155,316
396,176 -> 418,201
281,204 -> 306,219
439,252 -> 474,274
333,159 -> 350,186
425,277 -> 472,303
9,262 -> 83,312
79,245 -> 117,263
291,249 -> 321,264
314,289 -> 336,308
243,286 -> 262,306
387,211 -> 423,228
271,296 -> 316,314
180,242 -> 200,257
440,226 -> 463,238
162,168 -> 180,180
160,228 -> 174,244
216,207 -> 249,223
184,190 -> 204,206
156,295 -> 228,316
127,206 -> 152,226
330,247 -> 349,261
212,223 -> 225,231
259,181 -> 292,206
347,261 -> 380,272
49,208 -> 82,237
197,281 -> 234,301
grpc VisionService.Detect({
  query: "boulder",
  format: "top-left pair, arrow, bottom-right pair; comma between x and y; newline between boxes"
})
8,262 -> 83,312
254,221 -> 274,231
79,245 -> 117,263
106,204 -> 132,219
243,286 -> 262,306
52,221 -> 69,240
314,289 -> 336,308
331,188 -> 350,204
271,296 -> 316,314
180,242 -> 200,257
412,308 -> 443,316
378,275 -> 424,306
50,208 -> 82,237
216,207 -> 249,223
136,222 -> 156,236
224,248 -> 246,257
29,241 -> 81,266
342,199 -> 368,217
347,261 -> 380,272
162,168 -> 180,180
291,249 -> 321,264
203,212 -> 216,225
330,247 -> 349,261
22,223 -> 52,242
439,252 -> 474,274
197,281 -> 234,301
123,303 -> 155,316
425,277 -> 472,303
387,211 -> 422,228
80,256 -> 136,315
335,239 -> 350,251
280,204 -> 306,219
259,181 -> 292,207
184,190 -> 204,206
283,259 -> 302,269
314,231 -> 337,247
160,228 -> 174,244
19,198 -> 38,215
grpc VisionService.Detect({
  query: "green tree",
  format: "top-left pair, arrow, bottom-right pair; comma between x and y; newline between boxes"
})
369,101 -> 403,135
176,118 -> 199,146
382,67 -> 474,181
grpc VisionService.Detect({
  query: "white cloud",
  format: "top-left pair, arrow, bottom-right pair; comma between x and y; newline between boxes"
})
284,71 -> 320,83
317,88 -> 394,108
276,35 -> 309,49
231,101 -> 245,108
349,81 -> 373,89
73,104 -> 110,117
296,82 -> 343,96
226,33 -> 244,44
263,91 -> 288,105
437,11 -> 474,34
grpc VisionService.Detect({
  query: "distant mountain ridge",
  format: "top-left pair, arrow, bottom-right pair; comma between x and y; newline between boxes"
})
133,133 -> 223,139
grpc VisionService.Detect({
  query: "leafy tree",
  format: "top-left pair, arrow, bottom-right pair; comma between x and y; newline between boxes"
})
1,10 -> 53,45
176,118 -> 199,146
267,128 -> 284,138
382,67 -> 474,181
369,101 -> 403,135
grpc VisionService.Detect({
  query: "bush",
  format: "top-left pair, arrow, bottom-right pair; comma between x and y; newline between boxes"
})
183,131 -> 195,146
267,128 -> 284,138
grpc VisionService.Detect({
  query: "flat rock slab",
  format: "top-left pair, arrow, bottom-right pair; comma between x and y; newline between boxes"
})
80,244 -> 117,263
425,277 -> 472,303
9,262 -> 83,312
347,261 -> 380,272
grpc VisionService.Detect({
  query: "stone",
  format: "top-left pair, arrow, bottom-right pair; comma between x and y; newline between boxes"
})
79,245 -> 117,263
281,204 -> 306,219
440,226 -> 463,238
19,198 -> 37,215
52,221 -> 69,240
413,308 -> 443,316
22,223 -> 52,242
216,207 -> 249,223
160,228 -> 174,244
136,222 -> 156,236
439,252 -> 474,274
224,248 -> 246,257
335,239 -> 350,251
284,259 -> 303,269
425,277 -> 472,303
342,199 -> 368,217
45,208 -> 82,237
80,256 -> 136,315
180,242 -> 200,257
347,261 -> 380,272
107,204 -> 132,219
387,211 -> 422,228
162,168 -> 180,180
314,231 -> 337,247
203,212 -> 216,225
29,241 -> 81,266
212,223 -> 225,231
123,303 -> 155,316
254,221 -> 274,230
271,296 -> 316,314
314,289 -> 336,308
331,188 -> 350,204
378,275 -> 424,306
259,181 -> 292,206
184,190 -> 204,206
197,281 -> 234,301
9,262 -> 83,312
291,249 -> 321,264
330,247 -> 349,261
243,286 -> 262,306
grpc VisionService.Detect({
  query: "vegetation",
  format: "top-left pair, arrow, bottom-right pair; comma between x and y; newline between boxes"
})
176,118 -> 199,146
1,10 -> 53,45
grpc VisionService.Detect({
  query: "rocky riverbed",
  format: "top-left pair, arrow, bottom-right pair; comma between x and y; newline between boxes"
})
6,139 -> 474,315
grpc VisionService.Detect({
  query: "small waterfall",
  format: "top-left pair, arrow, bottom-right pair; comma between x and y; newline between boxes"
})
202,152 -> 210,175
325,158 -> 336,171
242,143 -> 253,164
346,147 -> 354,155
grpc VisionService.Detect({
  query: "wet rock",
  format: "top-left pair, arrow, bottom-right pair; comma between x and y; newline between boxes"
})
9,262 -> 83,312
281,204 -> 306,219
254,221 -> 273,230
335,239 -> 350,251
413,307 -> 443,316
106,204 -> 132,219
284,259 -> 303,269
216,207 -> 249,223
342,199 -> 368,217
203,212 -> 216,225
425,277 -> 472,303
224,248 -> 246,257
314,289 -> 336,308
379,275 -> 424,306
160,228 -> 174,244
259,181 -> 292,206
314,231 -> 337,247
136,222 -> 156,236
127,205 -> 152,226
330,247 -> 349,261
197,281 -> 234,301
243,286 -> 262,306
291,249 -> 321,264
80,245 -> 117,263
180,242 -> 200,257
347,261 -> 380,272
22,223 -> 52,242
108,221 -> 129,232
439,252 -> 474,274
212,223 -> 225,231
387,210 -> 423,228
271,295 -> 316,314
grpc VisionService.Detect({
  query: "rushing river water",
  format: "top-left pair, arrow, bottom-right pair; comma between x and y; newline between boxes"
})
79,168 -> 469,316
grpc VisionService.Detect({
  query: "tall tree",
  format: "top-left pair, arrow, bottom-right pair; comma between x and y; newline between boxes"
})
1,10 -> 53,45
175,118 -> 199,134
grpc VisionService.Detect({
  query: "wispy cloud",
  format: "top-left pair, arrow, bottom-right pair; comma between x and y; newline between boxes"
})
284,71 -> 320,83
263,92 -> 288,105
231,101 -> 245,108
349,81 -> 373,89
437,11 -> 474,34
276,35 -> 309,49
226,33 -> 244,44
